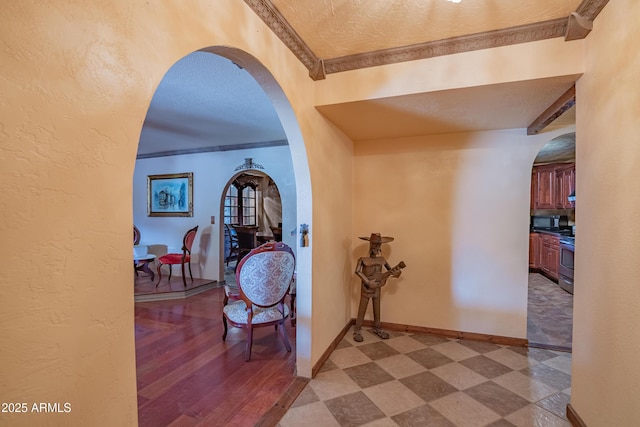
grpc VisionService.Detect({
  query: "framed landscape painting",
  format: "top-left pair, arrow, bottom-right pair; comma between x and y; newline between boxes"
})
147,172 -> 193,217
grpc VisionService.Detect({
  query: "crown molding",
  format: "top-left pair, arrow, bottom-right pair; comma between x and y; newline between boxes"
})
242,0 -> 322,77
136,140 -> 288,159
323,18 -> 567,75
576,0 -> 610,20
244,0 -> 610,80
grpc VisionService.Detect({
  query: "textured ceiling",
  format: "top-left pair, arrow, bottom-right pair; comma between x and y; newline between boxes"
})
137,1 -> 606,157
270,0 -> 582,58
138,52 -> 287,157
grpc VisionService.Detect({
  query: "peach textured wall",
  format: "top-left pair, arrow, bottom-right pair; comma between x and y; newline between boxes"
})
352,129 -> 565,338
0,1 -> 353,424
571,0 -> 640,424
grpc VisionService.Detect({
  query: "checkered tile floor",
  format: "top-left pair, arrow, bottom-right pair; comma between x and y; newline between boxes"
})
279,327 -> 572,427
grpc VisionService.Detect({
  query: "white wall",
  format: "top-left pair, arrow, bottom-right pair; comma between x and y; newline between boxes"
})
133,145 -> 296,281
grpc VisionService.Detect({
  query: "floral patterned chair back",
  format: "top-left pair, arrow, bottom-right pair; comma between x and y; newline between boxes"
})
222,241 -> 295,361
237,244 -> 295,307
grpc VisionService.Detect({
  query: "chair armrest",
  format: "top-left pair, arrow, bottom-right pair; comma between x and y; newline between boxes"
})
224,284 -> 241,303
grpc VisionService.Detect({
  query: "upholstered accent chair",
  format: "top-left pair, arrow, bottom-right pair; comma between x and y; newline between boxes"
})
156,225 -> 198,288
222,241 -> 295,361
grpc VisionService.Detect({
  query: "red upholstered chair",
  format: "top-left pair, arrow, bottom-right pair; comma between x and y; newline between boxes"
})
156,225 -> 198,288
222,241 -> 295,361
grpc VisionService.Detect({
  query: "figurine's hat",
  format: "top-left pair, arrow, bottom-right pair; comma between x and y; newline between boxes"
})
359,233 -> 394,243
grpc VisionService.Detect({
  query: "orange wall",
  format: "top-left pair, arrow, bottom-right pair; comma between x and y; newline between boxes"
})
352,129 -> 564,338
571,0 -> 640,423
0,1 -> 353,424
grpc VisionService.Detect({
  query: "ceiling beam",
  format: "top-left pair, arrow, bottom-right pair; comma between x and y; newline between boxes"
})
527,85 -> 576,135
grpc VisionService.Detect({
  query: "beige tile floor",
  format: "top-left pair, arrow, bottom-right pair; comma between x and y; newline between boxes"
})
279,327 -> 572,427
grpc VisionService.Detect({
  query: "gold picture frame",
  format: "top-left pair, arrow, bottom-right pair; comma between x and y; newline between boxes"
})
147,172 -> 193,217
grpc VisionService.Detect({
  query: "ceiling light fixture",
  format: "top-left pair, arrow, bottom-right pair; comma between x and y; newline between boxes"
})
446,0 -> 462,3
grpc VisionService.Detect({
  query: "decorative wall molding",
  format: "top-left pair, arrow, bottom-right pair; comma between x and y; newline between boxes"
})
576,0 -> 610,20
323,18 -> 567,75
243,0 -> 610,80
242,0 -> 321,74
136,140 -> 288,160
565,12 -> 593,41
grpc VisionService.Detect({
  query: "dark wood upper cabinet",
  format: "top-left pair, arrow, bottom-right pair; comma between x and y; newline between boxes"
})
532,163 -> 575,210
555,163 -> 576,209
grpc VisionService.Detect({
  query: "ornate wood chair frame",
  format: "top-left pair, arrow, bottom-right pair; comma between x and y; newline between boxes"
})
156,225 -> 199,288
222,241 -> 295,361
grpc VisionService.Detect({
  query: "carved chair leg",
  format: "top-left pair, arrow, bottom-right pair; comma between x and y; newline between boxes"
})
155,262 -> 163,287
222,316 -> 228,340
181,262 -> 187,288
278,319 -> 292,352
245,325 -> 254,362
188,261 -> 193,281
290,293 -> 296,326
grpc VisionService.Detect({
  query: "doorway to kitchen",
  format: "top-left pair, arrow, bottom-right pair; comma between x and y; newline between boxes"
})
527,131 -> 576,352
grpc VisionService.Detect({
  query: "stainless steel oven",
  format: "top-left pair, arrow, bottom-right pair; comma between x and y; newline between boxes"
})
558,237 -> 575,294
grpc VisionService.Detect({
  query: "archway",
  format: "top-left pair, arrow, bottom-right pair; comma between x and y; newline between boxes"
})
205,47 -> 313,377
527,131 -> 575,352
133,47 -> 313,377
219,169 -> 285,275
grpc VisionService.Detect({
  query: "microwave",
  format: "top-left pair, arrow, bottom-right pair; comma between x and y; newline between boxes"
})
531,215 -> 568,230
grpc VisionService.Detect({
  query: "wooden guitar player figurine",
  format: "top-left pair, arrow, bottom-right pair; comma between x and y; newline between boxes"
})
354,233 -> 406,342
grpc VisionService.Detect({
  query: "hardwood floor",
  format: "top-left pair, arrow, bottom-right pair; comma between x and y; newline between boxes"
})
135,286 -> 298,426
135,272 -> 566,426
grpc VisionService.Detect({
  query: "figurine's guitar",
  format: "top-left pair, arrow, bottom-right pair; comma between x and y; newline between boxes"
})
369,261 -> 406,287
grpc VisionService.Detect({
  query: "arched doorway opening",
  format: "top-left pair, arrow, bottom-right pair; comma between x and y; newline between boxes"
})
527,131 -> 575,352
133,46 -> 312,382
220,169 -> 285,277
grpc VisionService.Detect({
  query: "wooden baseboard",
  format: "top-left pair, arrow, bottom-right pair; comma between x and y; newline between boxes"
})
311,319 -> 354,378
566,404 -> 587,427
311,319 -> 528,378
360,319 -> 529,347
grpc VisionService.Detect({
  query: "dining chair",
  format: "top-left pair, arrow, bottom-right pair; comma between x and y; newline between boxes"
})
222,241 -> 295,361
232,225 -> 258,267
156,225 -> 198,288
224,224 -> 240,266
270,226 -> 282,242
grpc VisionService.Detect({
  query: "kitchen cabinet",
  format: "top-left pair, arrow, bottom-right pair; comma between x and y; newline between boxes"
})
531,163 -> 575,209
555,163 -> 576,209
540,234 -> 560,280
533,165 -> 556,209
529,233 -> 542,268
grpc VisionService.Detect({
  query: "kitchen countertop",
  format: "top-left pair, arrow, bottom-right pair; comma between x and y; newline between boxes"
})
530,229 -> 575,245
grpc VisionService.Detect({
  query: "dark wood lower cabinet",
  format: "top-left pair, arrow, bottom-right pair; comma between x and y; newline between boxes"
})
541,234 -> 559,280
530,233 -> 559,281
529,233 -> 541,268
